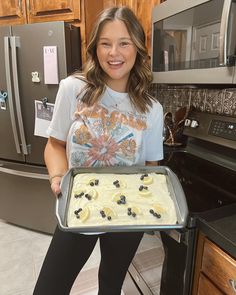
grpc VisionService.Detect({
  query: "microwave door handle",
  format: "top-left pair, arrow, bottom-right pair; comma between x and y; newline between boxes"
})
219,0 -> 232,66
10,36 -> 28,155
4,36 -> 21,154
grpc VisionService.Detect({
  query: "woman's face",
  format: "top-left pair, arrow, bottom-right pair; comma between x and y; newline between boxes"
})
96,20 -> 137,91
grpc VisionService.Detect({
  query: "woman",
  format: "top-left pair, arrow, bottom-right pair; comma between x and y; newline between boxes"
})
33,6 -> 163,295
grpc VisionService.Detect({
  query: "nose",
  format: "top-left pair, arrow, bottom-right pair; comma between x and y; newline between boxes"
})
109,44 -> 119,56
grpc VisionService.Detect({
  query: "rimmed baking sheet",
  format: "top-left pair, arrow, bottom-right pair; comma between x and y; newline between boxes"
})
56,166 -> 188,233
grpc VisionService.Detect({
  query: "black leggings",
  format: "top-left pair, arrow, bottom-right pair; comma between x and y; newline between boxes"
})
33,226 -> 144,295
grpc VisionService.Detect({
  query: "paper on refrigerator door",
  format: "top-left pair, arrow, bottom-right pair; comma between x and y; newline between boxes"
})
34,100 -> 54,138
43,46 -> 59,84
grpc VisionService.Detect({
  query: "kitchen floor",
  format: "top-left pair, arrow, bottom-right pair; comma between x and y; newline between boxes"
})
0,219 -> 164,295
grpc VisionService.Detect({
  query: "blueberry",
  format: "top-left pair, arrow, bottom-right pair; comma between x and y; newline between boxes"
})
113,180 -> 119,185
95,179 -> 99,185
127,211 -> 132,216
90,182 -> 94,186
117,200 -> 122,205
132,212 -> 136,217
140,174 -> 148,180
149,209 -> 154,214
85,194 -> 92,200
139,185 -> 144,191
128,208 -> 132,212
75,192 -> 84,198
154,213 -> 161,218
107,216 -> 112,221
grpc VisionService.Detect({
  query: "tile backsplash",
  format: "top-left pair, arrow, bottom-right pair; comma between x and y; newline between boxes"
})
150,84 -> 236,117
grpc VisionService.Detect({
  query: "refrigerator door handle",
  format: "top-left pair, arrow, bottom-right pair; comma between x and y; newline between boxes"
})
4,36 -> 21,154
10,36 -> 29,155
0,165 -> 49,180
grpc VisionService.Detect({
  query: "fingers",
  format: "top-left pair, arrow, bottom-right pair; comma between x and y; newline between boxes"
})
50,178 -> 62,197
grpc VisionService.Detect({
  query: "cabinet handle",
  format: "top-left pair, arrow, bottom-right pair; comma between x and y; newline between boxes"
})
229,279 -> 236,293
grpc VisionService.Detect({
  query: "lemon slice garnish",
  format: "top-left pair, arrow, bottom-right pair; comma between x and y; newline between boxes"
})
139,190 -> 152,197
87,189 -> 98,200
152,203 -> 165,213
75,207 -> 90,222
143,177 -> 153,185
102,207 -> 116,219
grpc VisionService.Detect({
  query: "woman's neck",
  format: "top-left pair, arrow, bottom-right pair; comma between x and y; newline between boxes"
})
105,78 -> 128,93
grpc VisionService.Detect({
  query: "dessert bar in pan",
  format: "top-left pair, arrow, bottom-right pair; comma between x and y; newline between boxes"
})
56,166 -> 188,233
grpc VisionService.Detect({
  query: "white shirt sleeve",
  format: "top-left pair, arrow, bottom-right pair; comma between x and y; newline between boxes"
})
144,101 -> 164,161
47,76 -> 84,141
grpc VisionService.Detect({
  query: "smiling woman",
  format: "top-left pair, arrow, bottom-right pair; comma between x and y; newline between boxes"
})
33,6 -> 164,295
96,20 -> 137,91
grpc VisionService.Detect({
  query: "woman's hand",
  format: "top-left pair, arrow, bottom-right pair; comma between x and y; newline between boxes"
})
50,176 -> 62,197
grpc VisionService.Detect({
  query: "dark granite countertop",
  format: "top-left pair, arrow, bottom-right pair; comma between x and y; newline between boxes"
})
196,203 -> 236,259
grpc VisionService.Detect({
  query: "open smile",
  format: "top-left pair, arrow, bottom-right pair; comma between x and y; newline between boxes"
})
108,61 -> 124,66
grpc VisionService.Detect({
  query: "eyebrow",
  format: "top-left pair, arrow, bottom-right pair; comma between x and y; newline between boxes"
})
98,37 -> 132,41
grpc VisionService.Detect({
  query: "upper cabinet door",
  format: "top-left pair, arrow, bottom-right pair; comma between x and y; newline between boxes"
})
27,0 -> 81,23
0,0 -> 27,26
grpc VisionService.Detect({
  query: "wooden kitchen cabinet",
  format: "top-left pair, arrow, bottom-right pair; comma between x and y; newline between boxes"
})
0,0 -> 27,25
27,0 -> 81,24
192,232 -> 236,295
0,0 -> 81,26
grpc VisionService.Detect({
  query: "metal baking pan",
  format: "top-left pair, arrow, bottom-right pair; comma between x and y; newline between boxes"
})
56,166 -> 188,233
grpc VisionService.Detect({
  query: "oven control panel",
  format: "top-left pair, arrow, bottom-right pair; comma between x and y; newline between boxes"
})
183,111 -> 236,149
209,120 -> 236,141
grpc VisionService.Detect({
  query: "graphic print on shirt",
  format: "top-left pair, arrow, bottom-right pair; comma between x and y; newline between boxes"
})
68,102 -> 147,167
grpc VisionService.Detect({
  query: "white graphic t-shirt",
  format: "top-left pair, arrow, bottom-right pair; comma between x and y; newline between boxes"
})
47,76 -> 164,169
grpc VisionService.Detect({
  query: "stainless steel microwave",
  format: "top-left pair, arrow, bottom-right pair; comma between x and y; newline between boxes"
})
152,0 -> 236,84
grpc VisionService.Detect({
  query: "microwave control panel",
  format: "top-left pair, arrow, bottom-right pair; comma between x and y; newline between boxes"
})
209,120 -> 236,141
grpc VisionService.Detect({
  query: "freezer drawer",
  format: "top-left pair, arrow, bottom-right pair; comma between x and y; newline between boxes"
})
0,161 -> 57,234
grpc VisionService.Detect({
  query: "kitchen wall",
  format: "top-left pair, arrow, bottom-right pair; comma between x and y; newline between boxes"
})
150,84 -> 236,117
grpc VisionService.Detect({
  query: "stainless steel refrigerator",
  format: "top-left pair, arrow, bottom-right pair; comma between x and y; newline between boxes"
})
0,21 -> 81,233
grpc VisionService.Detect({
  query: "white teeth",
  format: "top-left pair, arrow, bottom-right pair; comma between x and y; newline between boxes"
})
108,61 -> 122,65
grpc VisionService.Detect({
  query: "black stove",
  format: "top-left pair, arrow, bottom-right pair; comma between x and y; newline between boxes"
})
159,111 -> 236,295
163,149 -> 236,214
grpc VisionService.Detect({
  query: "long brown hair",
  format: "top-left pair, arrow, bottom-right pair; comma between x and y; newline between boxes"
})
74,6 -> 156,113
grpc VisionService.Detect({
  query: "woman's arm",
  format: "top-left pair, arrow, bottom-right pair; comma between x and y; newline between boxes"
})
44,136 -> 68,196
